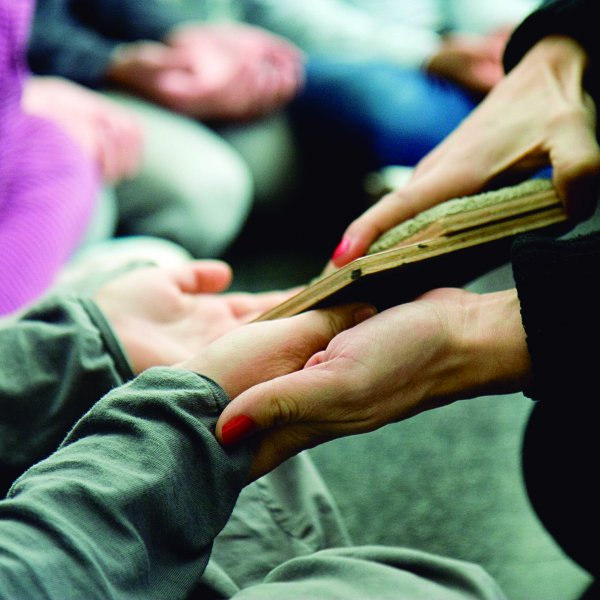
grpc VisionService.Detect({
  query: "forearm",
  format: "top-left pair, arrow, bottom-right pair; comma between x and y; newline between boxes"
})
27,0 -> 118,87
82,0 -> 185,43
27,0 -> 184,87
0,295 -> 132,489
0,368 -> 251,599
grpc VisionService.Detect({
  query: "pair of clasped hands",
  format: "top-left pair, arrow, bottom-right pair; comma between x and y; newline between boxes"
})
98,36 -> 600,481
23,22 -> 304,184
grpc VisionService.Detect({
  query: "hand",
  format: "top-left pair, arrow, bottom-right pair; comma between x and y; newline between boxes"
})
164,23 -> 305,120
329,35 -> 600,268
106,40 -> 193,110
181,302 -> 374,398
215,288 -> 532,479
426,32 -> 506,96
180,302 -> 376,476
94,261 -> 297,374
22,76 -> 143,183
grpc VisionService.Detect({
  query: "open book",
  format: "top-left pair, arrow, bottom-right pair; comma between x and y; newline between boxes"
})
255,178 -> 568,321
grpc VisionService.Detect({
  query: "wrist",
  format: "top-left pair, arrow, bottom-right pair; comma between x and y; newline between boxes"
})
434,290 -> 531,400
449,289 -> 532,399
517,35 -> 588,90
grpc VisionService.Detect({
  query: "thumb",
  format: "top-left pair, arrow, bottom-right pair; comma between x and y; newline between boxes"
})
550,116 -> 600,221
216,364 -> 339,447
172,260 -> 232,294
201,302 -> 375,400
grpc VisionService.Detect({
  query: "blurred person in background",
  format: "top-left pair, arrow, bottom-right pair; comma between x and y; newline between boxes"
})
27,0 -> 306,258
243,0 -> 539,168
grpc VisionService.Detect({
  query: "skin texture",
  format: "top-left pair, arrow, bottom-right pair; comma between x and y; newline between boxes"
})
106,23 -> 304,121
22,76 -> 143,183
209,288 -> 531,479
203,36 -> 600,481
90,37 -> 600,483
330,35 -> 600,268
94,261 -> 298,374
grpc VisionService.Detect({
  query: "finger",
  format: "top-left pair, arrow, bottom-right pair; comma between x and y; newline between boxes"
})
103,116 -> 135,182
119,113 -> 144,179
95,123 -> 120,183
216,366 -> 338,447
172,260 -> 233,294
550,114 -> 600,220
330,171 -> 475,267
226,289 -> 299,319
248,424 -> 328,481
216,303 -> 375,443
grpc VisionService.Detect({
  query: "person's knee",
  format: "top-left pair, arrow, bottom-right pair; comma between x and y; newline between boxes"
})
125,151 -> 254,258
178,155 -> 254,257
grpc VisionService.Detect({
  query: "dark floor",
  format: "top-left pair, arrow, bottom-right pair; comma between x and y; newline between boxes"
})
222,203 -> 596,600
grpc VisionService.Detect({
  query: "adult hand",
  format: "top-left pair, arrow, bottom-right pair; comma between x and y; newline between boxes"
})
106,40 -> 192,110
94,261 -> 297,374
22,76 -> 143,183
164,22 -> 305,120
215,288 -> 532,479
180,302 -> 375,470
426,31 -> 507,96
330,35 -> 600,268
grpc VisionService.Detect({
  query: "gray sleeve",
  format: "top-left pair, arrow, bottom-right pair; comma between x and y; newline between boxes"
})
27,0 -> 185,87
0,294 -> 133,491
27,0 -> 120,87
0,368 -> 252,599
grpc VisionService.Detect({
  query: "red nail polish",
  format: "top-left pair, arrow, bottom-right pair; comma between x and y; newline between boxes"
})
221,415 -> 256,446
332,237 -> 351,262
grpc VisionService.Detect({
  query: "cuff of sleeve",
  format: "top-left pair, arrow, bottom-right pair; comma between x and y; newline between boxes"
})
511,231 -> 600,401
118,366 -> 253,470
503,0 -> 599,74
80,298 -> 135,383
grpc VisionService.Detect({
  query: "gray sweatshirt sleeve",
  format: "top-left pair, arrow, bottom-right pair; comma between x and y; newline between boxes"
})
0,294 -> 133,491
0,367 -> 252,599
28,0 -> 186,87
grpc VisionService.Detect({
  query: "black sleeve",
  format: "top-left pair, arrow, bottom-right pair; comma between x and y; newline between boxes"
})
503,0 -> 600,99
69,0 -> 187,43
511,231 -> 600,402
513,230 -> 600,577
0,294 -> 133,493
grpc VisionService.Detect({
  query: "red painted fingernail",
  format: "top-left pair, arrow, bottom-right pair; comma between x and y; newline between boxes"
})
221,415 -> 257,446
332,237 -> 351,263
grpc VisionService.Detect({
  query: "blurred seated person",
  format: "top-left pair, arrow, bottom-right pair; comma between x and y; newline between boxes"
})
243,0 -> 539,169
27,0 -> 306,258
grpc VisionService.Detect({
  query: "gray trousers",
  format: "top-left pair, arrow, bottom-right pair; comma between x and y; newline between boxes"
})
97,92 -> 299,258
198,453 -> 507,599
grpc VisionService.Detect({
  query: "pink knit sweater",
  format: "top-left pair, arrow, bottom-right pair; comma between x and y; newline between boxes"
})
0,0 -> 98,316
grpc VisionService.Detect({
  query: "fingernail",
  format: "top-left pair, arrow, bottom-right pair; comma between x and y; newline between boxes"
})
221,415 -> 257,446
354,305 -> 377,324
331,237 -> 351,264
